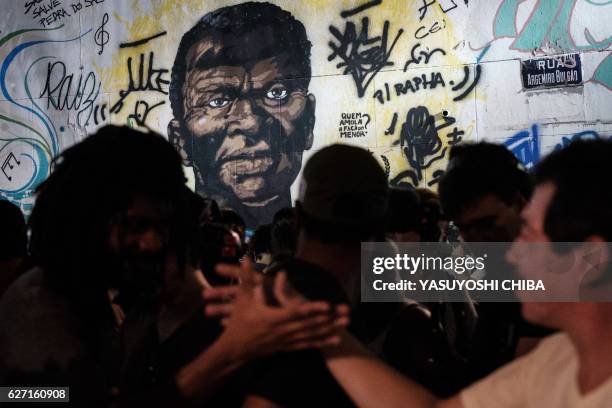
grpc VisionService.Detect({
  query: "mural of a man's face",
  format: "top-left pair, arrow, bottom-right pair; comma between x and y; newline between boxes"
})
169,19 -> 315,219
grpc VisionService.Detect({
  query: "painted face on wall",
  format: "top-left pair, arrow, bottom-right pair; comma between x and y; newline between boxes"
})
169,26 -> 315,225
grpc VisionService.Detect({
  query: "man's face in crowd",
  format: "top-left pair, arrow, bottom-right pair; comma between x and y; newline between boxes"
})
170,29 -> 315,206
507,183 -> 572,328
107,194 -> 170,296
453,194 -> 524,242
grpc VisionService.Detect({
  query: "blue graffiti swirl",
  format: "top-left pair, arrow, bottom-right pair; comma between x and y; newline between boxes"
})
0,28 -> 91,200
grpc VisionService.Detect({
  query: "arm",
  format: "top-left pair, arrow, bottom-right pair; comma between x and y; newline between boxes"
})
176,264 -> 349,402
113,323 -> 251,406
323,330 -> 463,408
242,395 -> 284,408
175,329 -> 246,400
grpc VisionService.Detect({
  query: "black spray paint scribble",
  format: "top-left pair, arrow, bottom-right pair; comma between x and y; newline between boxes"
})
25,0 -> 61,16
119,31 -> 167,48
40,62 -> 101,127
25,0 -> 71,27
92,103 -> 107,126
390,107 -> 463,187
127,100 -> 165,128
94,12 -> 109,55
340,0 -> 382,18
374,71 -> 446,104
107,31 -> 169,128
418,0 -> 437,21
415,19 -> 447,39
339,112 -> 371,138
438,0 -> 469,14
418,0 -> 469,21
70,0 -> 106,16
2,152 -> 21,181
26,0 -> 105,27
398,106 -> 445,184
451,64 -> 481,101
329,13 -> 404,97
89,30 -> 168,127
110,52 -> 169,114
373,65 -> 481,105
385,112 -> 398,135
404,43 -> 446,71
381,154 -> 390,177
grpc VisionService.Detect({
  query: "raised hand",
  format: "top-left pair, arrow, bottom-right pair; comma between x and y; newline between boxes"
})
203,260 -> 350,358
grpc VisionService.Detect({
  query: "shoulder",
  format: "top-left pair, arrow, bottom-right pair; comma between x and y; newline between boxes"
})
524,332 -> 576,377
528,332 -> 575,363
0,268 -> 85,374
459,332 -> 574,408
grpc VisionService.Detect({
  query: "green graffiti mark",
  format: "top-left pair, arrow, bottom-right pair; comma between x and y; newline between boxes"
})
494,0 -> 520,38
0,25 -> 65,48
585,0 -> 612,5
494,0 -> 611,51
592,55 -> 612,90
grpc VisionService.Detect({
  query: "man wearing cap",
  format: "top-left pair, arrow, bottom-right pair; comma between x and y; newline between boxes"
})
242,144 -> 390,407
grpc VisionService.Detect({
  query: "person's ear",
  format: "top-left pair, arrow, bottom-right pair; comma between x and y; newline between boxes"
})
303,94 -> 316,151
168,119 -> 192,166
578,236 -> 610,291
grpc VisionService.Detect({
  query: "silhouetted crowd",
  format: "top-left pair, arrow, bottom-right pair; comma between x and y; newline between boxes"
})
0,125 -> 611,407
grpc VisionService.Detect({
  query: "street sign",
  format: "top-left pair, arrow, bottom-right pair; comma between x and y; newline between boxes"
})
521,53 -> 582,90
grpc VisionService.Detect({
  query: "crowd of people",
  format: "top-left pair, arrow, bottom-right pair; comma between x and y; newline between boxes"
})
0,124 -> 610,407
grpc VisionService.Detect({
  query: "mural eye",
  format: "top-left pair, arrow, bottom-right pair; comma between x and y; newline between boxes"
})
265,86 -> 289,101
208,97 -> 230,108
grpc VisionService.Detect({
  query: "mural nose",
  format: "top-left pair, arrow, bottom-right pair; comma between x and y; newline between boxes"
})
226,98 -> 263,138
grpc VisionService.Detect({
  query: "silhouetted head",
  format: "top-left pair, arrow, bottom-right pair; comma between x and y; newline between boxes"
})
29,125 -> 189,317
297,144 -> 389,244
439,142 -> 531,242
509,140 -> 612,327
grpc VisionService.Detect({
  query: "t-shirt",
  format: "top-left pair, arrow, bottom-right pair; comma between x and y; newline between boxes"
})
460,333 -> 612,408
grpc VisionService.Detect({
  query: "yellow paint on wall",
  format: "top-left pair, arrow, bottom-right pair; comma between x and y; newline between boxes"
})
91,0 -> 484,189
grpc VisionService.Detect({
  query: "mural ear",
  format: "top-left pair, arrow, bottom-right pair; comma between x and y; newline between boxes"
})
304,94 -> 316,151
168,119 -> 192,166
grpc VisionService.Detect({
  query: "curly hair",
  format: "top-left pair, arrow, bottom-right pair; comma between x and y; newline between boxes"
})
29,126 -> 189,324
